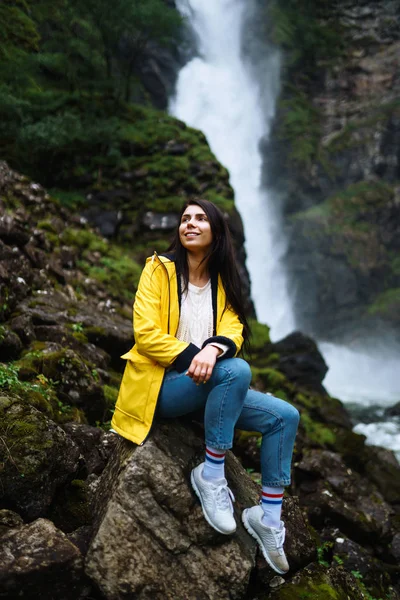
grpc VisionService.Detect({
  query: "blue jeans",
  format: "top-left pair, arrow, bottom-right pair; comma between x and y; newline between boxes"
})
157,358 -> 300,487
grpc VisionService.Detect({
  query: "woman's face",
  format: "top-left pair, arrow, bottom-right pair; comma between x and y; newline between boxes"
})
179,204 -> 213,253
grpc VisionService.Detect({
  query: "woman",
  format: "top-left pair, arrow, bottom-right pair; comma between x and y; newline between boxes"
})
111,199 -> 299,575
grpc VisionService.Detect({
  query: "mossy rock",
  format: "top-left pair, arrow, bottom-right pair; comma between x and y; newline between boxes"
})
251,366 -> 289,391
269,563 -> 365,600
0,396 -> 80,520
299,411 -> 336,448
0,361 -> 57,417
48,479 -> 92,533
17,346 -> 107,424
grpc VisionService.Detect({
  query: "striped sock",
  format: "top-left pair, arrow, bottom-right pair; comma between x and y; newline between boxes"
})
261,486 -> 284,529
202,447 -> 226,481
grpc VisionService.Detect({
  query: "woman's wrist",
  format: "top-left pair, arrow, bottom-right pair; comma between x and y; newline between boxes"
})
208,343 -> 223,356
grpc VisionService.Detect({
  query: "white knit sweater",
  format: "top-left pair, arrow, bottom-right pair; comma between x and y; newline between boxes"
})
176,279 -> 228,355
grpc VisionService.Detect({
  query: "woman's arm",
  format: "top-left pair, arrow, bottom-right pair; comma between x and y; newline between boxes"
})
133,261 -> 200,369
201,305 -> 244,358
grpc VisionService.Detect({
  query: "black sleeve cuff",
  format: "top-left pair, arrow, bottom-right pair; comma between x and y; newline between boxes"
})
202,336 -> 237,359
173,343 -> 201,372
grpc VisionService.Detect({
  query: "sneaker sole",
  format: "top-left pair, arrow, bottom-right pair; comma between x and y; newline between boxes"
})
242,509 -> 288,575
190,470 -> 236,536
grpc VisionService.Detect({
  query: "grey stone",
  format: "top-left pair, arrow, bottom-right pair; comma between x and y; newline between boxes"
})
0,518 -> 84,600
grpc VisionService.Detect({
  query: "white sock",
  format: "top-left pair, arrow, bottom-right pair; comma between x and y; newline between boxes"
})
202,447 -> 226,481
261,486 -> 284,529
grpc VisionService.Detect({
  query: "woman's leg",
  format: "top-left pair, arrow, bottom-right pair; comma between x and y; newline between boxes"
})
235,389 -> 300,487
157,358 -> 252,535
158,357 -> 252,450
237,389 -> 300,574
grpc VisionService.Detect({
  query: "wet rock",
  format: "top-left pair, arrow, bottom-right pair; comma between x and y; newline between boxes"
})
0,214 -> 30,246
385,401 -> 400,417
0,518 -> 85,600
0,509 -> 24,537
17,342 -> 108,423
296,449 -> 392,544
82,207 -> 123,238
61,423 -> 116,475
269,563 -> 365,600
49,479 -> 92,533
142,210 -> 180,231
66,525 -> 93,557
0,396 -> 80,520
271,332 -> 328,395
8,313 -> 36,345
77,315 -> 133,366
0,240 -> 33,318
164,140 -> 190,155
86,421 -> 258,600
362,445 -> 400,504
0,326 -> 22,360
390,532 -> 400,562
332,535 -> 392,598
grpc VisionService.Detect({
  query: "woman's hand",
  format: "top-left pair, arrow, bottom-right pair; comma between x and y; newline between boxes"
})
186,345 -> 222,385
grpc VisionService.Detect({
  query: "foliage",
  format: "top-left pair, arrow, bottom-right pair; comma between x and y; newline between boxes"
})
0,0 -> 182,181
264,0 -> 344,75
278,88 -> 322,167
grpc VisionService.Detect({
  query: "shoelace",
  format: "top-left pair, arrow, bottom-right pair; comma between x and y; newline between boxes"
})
214,483 -> 235,512
272,526 -> 286,554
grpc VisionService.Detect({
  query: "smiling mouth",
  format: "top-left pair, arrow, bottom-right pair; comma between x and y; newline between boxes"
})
185,232 -> 199,237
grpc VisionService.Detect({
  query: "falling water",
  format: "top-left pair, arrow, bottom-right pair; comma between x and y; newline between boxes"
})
169,0 -> 400,458
170,0 -> 295,340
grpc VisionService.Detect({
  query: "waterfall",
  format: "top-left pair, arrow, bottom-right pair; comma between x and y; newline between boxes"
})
169,0 -> 295,340
169,0 -> 400,459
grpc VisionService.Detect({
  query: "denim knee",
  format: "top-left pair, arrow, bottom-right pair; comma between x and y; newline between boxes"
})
213,357 -> 252,386
284,403 -> 300,429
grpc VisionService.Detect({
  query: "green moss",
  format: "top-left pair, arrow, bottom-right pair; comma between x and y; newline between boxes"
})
48,479 -> 92,533
37,219 -> 58,233
48,189 -> 86,211
251,366 -> 288,389
278,89 -> 322,168
103,384 -> 118,406
61,228 -> 109,254
301,411 -> 336,447
367,288 -> 400,319
326,100 -> 400,155
248,318 -> 271,354
71,331 -> 89,344
0,361 -> 56,415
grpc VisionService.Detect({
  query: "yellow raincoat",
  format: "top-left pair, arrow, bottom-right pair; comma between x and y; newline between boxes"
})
111,253 -> 244,445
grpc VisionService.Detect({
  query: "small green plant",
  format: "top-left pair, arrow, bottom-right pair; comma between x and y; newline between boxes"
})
317,541 -> 332,568
72,322 -> 84,333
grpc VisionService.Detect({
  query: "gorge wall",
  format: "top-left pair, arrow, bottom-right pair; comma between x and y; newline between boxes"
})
262,0 -> 400,345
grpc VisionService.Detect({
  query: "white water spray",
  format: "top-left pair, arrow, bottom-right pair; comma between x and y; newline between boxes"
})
170,0 -> 295,339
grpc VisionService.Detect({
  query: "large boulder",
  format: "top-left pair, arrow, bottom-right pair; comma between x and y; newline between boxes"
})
85,421 -> 317,599
296,449 -> 393,544
271,332 -> 328,395
0,518 -> 86,600
86,422 -> 257,599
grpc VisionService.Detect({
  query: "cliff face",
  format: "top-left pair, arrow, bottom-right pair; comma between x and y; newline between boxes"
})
265,0 -> 400,344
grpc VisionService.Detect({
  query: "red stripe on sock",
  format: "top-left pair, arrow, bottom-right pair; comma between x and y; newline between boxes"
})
262,492 -> 284,498
206,449 -> 226,458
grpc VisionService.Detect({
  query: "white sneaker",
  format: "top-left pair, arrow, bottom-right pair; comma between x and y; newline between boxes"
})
190,462 -> 236,535
242,505 -> 289,574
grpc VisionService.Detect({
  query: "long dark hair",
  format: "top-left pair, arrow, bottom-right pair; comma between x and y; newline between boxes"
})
168,198 -> 251,349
